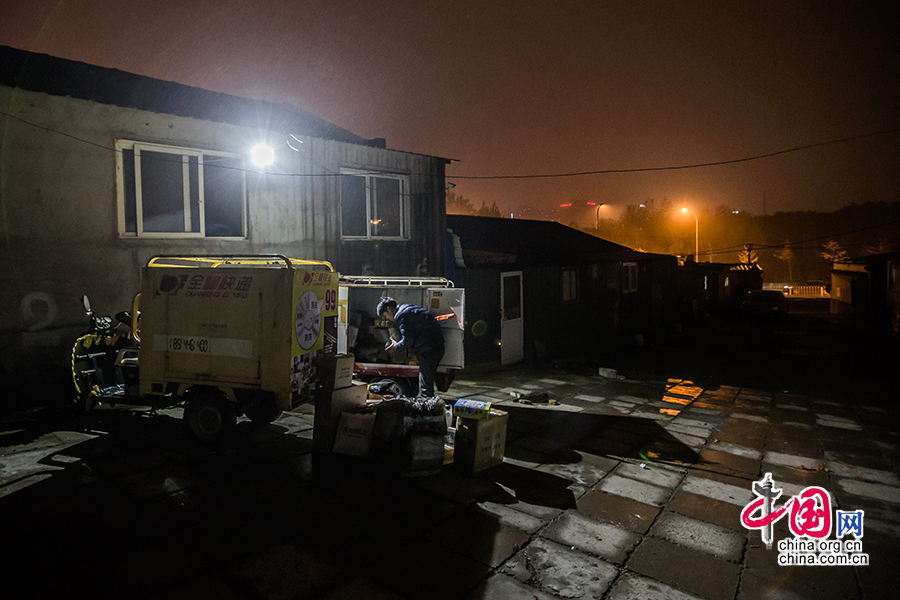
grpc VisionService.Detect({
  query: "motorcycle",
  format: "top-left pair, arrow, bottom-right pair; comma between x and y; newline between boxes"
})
71,296 -> 139,410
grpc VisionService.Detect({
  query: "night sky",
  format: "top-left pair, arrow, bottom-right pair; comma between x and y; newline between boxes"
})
3,1 -> 898,225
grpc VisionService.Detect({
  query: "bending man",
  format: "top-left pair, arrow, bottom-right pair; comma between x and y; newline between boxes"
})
377,297 -> 445,397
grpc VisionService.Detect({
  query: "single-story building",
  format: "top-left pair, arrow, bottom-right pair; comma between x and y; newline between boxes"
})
676,260 -> 763,316
0,45 -> 449,393
445,215 -> 679,367
831,251 -> 900,332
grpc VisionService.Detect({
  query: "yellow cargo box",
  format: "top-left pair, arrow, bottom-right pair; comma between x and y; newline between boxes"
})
138,255 -> 338,441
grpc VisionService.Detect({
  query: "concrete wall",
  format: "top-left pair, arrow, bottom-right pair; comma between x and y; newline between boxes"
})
0,85 -> 445,386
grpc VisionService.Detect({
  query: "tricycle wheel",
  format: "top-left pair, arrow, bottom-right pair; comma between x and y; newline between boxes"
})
183,390 -> 236,443
243,396 -> 282,425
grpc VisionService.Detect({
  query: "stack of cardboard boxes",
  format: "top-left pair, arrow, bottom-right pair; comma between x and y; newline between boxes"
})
451,399 -> 508,473
312,354 -> 367,453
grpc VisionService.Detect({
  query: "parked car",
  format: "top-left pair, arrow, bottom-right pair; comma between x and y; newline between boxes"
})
740,289 -> 788,316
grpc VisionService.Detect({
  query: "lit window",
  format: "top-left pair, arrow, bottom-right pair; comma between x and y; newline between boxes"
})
116,140 -> 246,238
563,267 -> 578,302
623,262 -> 638,293
340,169 -> 409,239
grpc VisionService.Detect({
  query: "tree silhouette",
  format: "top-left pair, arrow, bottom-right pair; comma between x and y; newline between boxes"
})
738,244 -> 759,264
773,241 -> 795,282
476,201 -> 502,218
821,240 -> 847,262
446,191 -> 475,215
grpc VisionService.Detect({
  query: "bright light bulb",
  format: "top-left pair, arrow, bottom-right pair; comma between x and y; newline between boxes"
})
250,143 -> 275,167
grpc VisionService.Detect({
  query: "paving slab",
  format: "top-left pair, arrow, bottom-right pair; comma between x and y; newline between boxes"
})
649,511 -> 746,562
598,473 -> 673,507
576,489 -> 661,534
541,509 -> 641,564
627,536 -> 741,600
474,500 -> 546,534
464,573 -> 558,600
698,448 -> 761,477
535,450 -> 618,487
612,460 -> 686,488
608,571 -> 706,600
680,473 -> 755,507
502,538 -> 619,599
740,545 -> 863,600
834,478 -> 900,504
667,489 -> 745,531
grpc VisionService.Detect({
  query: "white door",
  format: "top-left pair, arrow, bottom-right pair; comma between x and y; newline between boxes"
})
500,271 -> 524,365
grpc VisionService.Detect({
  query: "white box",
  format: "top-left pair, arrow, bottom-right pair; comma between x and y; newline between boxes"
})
317,353 -> 355,390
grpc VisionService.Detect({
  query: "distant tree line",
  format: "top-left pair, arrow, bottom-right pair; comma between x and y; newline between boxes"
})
446,191 -> 502,218
446,192 -> 900,283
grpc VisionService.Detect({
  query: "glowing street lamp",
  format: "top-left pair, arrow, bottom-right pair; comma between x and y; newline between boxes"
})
681,207 -> 699,261
594,203 -> 606,230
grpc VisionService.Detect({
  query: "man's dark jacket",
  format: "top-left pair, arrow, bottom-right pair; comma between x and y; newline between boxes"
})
393,304 -> 444,355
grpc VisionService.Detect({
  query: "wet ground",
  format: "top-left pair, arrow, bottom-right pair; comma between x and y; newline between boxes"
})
1,301 -> 898,599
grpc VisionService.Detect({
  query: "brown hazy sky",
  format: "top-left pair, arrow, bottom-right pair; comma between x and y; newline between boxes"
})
3,1 -> 898,225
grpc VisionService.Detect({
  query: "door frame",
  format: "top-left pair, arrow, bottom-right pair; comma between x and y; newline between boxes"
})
500,270 -> 524,365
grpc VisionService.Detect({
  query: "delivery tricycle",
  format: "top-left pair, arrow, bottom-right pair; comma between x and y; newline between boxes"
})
72,254 -> 339,443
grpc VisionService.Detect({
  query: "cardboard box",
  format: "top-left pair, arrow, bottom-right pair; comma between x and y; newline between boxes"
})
453,409 -> 508,473
332,411 -> 375,457
313,382 -> 368,452
317,353 -> 355,390
453,398 -> 492,420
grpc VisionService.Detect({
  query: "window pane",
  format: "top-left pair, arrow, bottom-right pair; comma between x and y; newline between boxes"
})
373,177 -> 401,237
341,174 -> 367,237
140,150 -> 185,232
122,149 -> 136,232
204,155 -> 244,236
503,274 -> 521,320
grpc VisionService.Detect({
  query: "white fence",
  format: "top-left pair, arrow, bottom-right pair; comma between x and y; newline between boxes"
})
763,283 -> 830,298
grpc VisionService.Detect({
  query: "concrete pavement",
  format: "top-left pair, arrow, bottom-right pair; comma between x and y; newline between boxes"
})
1,367 -> 898,599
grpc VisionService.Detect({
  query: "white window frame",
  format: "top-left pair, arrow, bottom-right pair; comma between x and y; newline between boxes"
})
116,140 -> 248,238
339,168 -> 410,240
623,262 -> 639,294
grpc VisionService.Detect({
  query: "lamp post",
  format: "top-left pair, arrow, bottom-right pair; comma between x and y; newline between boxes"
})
681,207 -> 698,261
595,203 -> 605,230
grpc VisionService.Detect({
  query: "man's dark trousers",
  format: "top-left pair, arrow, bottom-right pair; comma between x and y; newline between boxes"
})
418,346 -> 445,397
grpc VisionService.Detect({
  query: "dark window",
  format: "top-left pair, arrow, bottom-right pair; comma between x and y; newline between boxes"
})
563,268 -> 578,302
340,170 -> 408,239
340,174 -> 368,237
118,141 -> 245,237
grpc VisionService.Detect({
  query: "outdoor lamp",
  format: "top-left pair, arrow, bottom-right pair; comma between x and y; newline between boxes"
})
250,143 -> 275,168
681,207 -> 699,261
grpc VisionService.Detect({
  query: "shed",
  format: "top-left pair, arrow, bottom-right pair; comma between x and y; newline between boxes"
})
446,215 -> 678,367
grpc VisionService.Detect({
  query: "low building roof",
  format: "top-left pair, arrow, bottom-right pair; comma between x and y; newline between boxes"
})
446,214 -> 665,266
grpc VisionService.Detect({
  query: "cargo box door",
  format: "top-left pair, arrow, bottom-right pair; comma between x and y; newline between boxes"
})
428,288 -> 465,368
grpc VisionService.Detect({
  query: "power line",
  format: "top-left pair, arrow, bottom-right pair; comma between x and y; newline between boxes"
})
449,127 -> 900,180
3,108 -> 899,181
